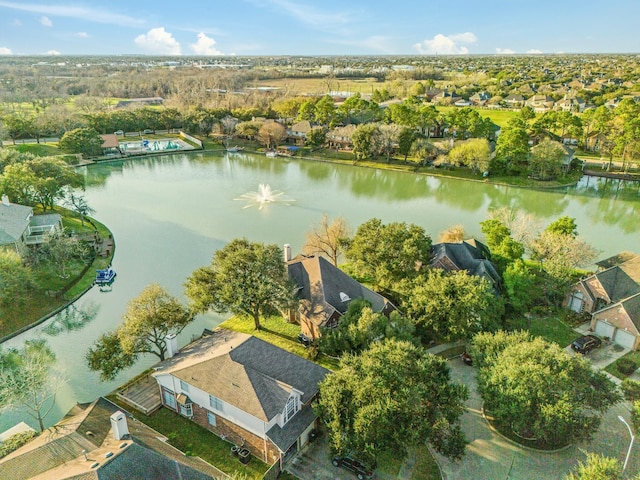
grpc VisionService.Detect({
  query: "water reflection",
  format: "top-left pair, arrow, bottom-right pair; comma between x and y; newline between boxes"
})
42,303 -> 99,336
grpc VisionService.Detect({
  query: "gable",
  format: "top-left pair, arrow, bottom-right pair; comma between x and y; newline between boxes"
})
0,202 -> 32,245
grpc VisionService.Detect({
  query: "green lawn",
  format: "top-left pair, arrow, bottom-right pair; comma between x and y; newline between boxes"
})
436,106 -> 519,128
605,351 -> 640,380
411,445 -> 442,480
507,312 -> 578,348
219,316 -> 339,371
108,396 -> 269,479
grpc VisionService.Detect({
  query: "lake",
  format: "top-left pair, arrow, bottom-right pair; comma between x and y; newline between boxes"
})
1,151 -> 639,432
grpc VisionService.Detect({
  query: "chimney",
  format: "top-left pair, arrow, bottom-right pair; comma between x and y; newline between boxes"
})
1,194 -> 9,206
165,333 -> 179,358
110,411 -> 129,440
283,244 -> 292,262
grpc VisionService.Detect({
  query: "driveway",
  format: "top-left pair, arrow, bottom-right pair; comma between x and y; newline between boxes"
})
433,357 -> 640,480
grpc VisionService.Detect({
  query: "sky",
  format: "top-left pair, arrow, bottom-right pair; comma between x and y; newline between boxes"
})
0,0 -> 639,57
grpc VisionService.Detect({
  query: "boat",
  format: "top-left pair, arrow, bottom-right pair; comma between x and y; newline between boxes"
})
95,267 -> 116,285
265,150 -> 278,158
226,146 -> 244,153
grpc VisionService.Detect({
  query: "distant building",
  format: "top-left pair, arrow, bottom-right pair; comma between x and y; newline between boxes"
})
115,97 -> 164,108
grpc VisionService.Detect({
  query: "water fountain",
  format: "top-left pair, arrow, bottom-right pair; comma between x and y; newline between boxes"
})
235,183 -> 295,210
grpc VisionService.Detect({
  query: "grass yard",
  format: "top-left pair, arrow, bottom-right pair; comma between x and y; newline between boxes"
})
436,106 -> 519,128
107,396 -> 269,480
507,313 -> 578,348
255,77 -> 391,96
219,316 -> 339,371
605,351 -> 640,380
411,445 -> 442,480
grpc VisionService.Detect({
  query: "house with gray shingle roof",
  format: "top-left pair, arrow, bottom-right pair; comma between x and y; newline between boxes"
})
152,328 -> 329,468
0,194 -> 62,254
566,253 -> 640,349
430,239 -> 501,290
0,397 -> 220,480
286,254 -> 396,339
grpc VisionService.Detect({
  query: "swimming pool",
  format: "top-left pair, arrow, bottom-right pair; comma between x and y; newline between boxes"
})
119,138 -> 189,153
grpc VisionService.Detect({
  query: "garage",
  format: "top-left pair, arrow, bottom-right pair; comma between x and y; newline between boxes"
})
594,320 -> 615,340
613,328 -> 637,350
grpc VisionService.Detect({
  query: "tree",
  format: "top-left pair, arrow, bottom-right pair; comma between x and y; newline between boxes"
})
86,284 -> 192,381
58,127 -> 103,157
33,229 -> 91,279
479,218 -> 524,272
400,270 -> 503,343
494,117 -> 530,174
438,224 -> 466,243
0,340 -> 65,432
345,218 -> 432,290
0,250 -> 36,308
397,127 -> 416,162
305,126 -> 326,150
302,213 -> 350,266
351,123 -> 380,161
317,339 -> 468,461
257,122 -> 287,150
471,331 -> 620,446
529,138 -> 566,179
503,259 -> 539,313
546,216 -> 578,237
65,192 -> 95,227
185,238 -> 295,330
564,453 -> 623,480
314,95 -> 338,126
448,138 -> 491,173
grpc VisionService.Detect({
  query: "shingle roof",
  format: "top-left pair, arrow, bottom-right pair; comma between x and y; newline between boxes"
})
0,201 -> 32,246
593,255 -> 640,303
287,255 -> 393,327
154,329 -> 329,421
267,404 -> 317,452
430,240 -> 501,288
596,252 -> 639,270
0,398 -> 221,480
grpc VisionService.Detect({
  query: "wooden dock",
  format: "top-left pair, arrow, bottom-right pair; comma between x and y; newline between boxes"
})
116,374 -> 162,415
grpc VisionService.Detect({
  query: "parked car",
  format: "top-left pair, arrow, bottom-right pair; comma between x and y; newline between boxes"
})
571,334 -> 602,354
142,129 -> 154,134
297,333 -> 312,347
332,455 -> 375,480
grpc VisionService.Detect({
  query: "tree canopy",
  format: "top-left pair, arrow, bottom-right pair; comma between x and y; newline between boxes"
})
86,283 -> 192,381
58,127 -> 104,157
471,331 -> 621,446
302,213 -> 350,266
317,339 -> 468,461
345,218 -> 432,290
184,238 -> 295,330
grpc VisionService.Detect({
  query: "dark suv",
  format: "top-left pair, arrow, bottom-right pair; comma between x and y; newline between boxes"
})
332,455 -> 375,479
571,334 -> 602,354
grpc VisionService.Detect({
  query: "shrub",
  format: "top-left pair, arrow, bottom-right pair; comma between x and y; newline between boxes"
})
621,379 -> 640,401
617,358 -> 639,376
633,401 -> 640,434
0,431 -> 37,459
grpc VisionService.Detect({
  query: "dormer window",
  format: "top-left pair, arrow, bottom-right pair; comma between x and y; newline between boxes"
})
339,292 -> 351,303
283,395 -> 299,424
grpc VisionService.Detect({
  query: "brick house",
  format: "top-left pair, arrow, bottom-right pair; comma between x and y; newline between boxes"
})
430,239 -> 501,291
565,253 -> 640,349
286,253 -> 396,340
152,328 -> 329,468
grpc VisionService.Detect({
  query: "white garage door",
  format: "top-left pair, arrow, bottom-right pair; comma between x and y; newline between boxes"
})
614,329 -> 636,350
594,320 -> 615,339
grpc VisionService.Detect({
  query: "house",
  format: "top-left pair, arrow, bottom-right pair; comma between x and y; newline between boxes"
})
430,239 -> 501,290
503,94 -> 525,108
99,134 -> 121,156
555,95 -> 586,113
287,120 -> 316,145
327,124 -> 357,150
152,328 -> 329,468
524,94 -> 555,113
565,253 -> 640,349
0,397 -> 220,479
286,253 -> 396,339
0,195 -> 62,254
470,91 -> 491,106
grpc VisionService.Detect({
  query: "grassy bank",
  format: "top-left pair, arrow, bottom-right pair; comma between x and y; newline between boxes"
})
0,208 -> 114,340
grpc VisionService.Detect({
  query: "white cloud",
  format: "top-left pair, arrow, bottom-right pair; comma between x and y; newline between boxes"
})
414,32 -> 477,55
190,32 -> 223,55
0,47 -> 12,55
134,27 -> 181,55
76,32 -> 89,38
495,47 -> 515,54
46,49 -> 60,55
0,1 -> 145,27
40,15 -> 52,27
527,49 -> 543,54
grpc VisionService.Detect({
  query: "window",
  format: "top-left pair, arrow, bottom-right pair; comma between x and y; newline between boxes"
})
163,389 -> 176,409
209,395 -> 224,412
179,403 -> 193,417
207,411 -> 217,426
180,379 -> 189,392
283,395 -> 299,424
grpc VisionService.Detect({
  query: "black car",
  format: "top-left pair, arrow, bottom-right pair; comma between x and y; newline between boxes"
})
571,334 -> 602,354
332,455 -> 375,480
